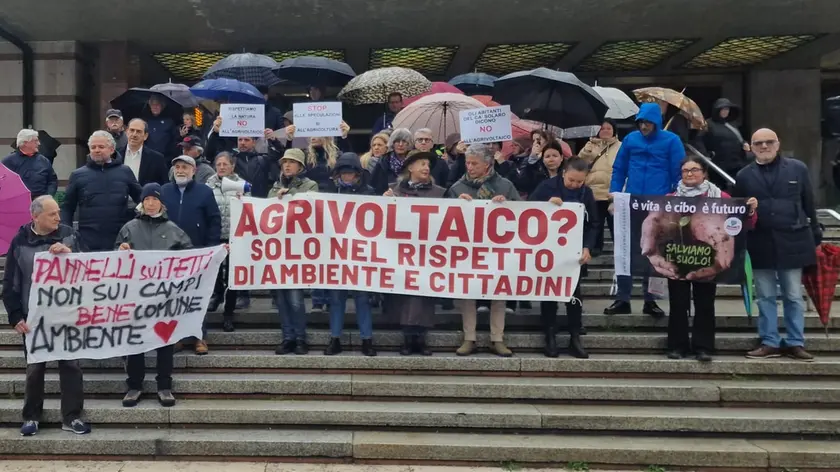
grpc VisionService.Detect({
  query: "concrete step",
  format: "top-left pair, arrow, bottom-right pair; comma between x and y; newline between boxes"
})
2,351 -> 839,377
0,427 -> 835,469
4,398 -> 840,435
2,372 -> 839,404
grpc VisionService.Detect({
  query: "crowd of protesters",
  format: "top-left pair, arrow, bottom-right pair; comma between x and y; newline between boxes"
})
1,91 -> 822,437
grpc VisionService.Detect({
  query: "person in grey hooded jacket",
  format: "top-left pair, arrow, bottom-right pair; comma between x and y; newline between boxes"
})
115,183 -> 192,409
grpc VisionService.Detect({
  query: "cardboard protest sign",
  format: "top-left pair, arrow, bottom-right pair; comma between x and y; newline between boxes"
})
219,104 -> 265,137
229,195 -> 584,301
24,247 -> 226,364
459,105 -> 513,144
293,102 -> 343,137
614,195 -> 750,283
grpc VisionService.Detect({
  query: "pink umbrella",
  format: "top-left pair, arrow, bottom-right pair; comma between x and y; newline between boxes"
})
0,164 -> 32,255
404,82 -> 463,106
392,93 -> 486,144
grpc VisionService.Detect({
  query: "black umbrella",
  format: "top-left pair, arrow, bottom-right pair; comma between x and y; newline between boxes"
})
493,68 -> 608,129
110,88 -> 184,122
203,53 -> 280,89
273,56 -> 356,88
9,130 -> 61,163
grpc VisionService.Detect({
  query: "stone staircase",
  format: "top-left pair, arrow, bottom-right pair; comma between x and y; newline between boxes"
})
0,220 -> 839,469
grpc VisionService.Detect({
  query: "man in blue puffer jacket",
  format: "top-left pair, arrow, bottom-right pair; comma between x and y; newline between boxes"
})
604,102 -> 685,318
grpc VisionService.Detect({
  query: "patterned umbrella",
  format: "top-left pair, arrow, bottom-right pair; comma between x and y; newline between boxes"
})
338,67 -> 431,105
0,164 -> 32,255
593,86 -> 639,119
633,87 -> 706,130
203,53 -> 280,89
391,93 -> 485,144
802,243 -> 840,336
273,56 -> 356,87
404,82 -> 463,106
449,73 -> 497,96
150,81 -> 200,108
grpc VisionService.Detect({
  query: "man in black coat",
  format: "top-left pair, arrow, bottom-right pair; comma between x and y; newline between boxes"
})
61,131 -> 143,251
702,98 -> 750,187
2,129 -> 57,199
118,118 -> 169,186
733,128 -> 820,362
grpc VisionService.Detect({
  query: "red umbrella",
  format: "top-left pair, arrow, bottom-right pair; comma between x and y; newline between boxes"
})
802,243 -> 840,336
404,82 -> 463,106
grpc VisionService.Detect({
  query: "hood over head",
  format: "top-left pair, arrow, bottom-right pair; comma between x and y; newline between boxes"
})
333,152 -> 363,175
712,97 -> 740,122
635,102 -> 663,130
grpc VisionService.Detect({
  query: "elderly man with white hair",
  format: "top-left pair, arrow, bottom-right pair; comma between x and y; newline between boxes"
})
445,143 -> 521,357
3,195 -> 91,436
2,129 -> 57,199
61,130 -> 142,251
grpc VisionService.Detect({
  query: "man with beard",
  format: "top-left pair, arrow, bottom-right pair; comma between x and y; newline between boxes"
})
105,109 -> 128,150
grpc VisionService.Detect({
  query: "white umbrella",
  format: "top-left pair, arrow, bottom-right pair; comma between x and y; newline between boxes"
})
391,93 -> 486,144
593,86 -> 639,119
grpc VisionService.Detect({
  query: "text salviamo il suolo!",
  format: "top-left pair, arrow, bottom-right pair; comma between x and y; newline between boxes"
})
26,251 -> 216,355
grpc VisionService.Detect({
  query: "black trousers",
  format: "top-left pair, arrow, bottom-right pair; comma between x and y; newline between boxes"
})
213,253 -> 237,319
125,344 -> 175,391
667,279 -> 716,352
539,284 -> 583,334
23,360 -> 84,424
594,200 -> 614,252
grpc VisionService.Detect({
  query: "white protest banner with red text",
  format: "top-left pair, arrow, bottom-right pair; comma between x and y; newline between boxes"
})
228,195 -> 584,301
24,246 -> 227,364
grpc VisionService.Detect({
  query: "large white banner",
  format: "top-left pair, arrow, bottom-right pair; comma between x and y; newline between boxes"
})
24,246 -> 226,364
228,195 -> 584,301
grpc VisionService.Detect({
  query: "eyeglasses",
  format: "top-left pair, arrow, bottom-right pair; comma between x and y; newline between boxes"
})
751,139 -> 778,147
415,138 -> 432,143
681,168 -> 703,175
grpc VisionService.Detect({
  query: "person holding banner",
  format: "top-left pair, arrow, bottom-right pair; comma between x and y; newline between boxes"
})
383,150 -> 447,355
269,148 -> 319,355
323,152 -> 378,356
446,143 -> 522,357
529,158 -> 595,359
116,183 -> 193,406
207,116 -> 283,199
370,128 -> 414,195
3,196 -> 91,436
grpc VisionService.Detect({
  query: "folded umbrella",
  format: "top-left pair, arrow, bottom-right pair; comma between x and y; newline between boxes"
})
633,87 -> 706,130
110,88 -> 184,122
493,68 -> 608,129
338,67 -> 431,105
404,82 -> 463,106
741,252 -> 755,324
802,243 -> 840,337
449,73 -> 497,96
203,53 -> 280,89
391,93 -> 486,144
273,56 -> 356,88
0,163 -> 33,255
190,78 -> 265,104
150,81 -> 200,108
592,86 -> 639,119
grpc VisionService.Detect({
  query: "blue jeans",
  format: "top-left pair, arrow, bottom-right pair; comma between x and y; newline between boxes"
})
311,288 -> 330,306
274,289 -> 306,341
329,290 -> 373,339
616,275 -> 655,302
754,269 -> 805,348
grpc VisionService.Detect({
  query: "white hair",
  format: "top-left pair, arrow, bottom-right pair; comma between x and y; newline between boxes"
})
465,143 -> 494,164
88,130 -> 116,149
414,128 -> 433,138
388,128 -> 414,150
30,195 -> 56,216
16,129 -> 39,148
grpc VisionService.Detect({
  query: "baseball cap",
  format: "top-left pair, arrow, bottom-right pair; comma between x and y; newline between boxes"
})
177,135 -> 202,148
171,155 -> 196,167
106,109 -> 123,119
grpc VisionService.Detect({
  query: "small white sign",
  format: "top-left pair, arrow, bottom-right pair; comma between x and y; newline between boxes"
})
294,102 -> 343,137
219,104 -> 265,137
459,105 -> 513,144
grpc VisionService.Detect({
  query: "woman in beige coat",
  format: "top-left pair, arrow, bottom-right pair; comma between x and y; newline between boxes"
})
578,119 -> 621,256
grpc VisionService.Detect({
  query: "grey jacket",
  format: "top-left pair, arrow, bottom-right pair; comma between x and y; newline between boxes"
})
115,206 -> 193,251
206,173 -> 249,238
445,171 -> 522,201
2,223 -> 84,327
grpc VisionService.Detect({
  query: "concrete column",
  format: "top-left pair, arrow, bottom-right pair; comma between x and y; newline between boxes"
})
748,69 -> 825,203
90,41 -> 142,131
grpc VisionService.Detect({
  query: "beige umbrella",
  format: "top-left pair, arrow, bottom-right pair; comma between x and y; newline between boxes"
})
633,87 -> 707,130
391,93 -> 486,144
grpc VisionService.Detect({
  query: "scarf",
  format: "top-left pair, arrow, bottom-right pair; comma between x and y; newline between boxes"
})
407,179 -> 433,190
460,169 -> 496,200
334,177 -> 358,191
281,174 -> 303,189
388,152 -> 406,175
676,179 -> 722,198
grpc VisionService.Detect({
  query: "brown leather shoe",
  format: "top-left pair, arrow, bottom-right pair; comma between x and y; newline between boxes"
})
745,345 -> 781,359
490,341 -> 513,358
455,340 -> 476,357
194,340 -> 209,356
786,346 -> 815,362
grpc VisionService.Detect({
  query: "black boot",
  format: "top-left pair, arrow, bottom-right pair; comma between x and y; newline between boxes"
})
275,340 -> 296,355
643,301 -> 665,319
222,317 -> 235,333
604,301 -> 631,315
414,334 -> 432,356
544,327 -> 560,358
568,333 -> 589,359
294,341 -> 309,355
207,295 -> 221,312
361,339 -> 377,357
324,338 -> 342,356
399,334 -> 412,356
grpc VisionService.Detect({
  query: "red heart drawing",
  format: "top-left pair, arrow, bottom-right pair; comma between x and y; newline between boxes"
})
153,320 -> 178,343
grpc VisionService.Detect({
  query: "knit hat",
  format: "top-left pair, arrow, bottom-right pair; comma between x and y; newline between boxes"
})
140,183 -> 162,201
281,148 -> 306,166
444,133 -> 461,152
